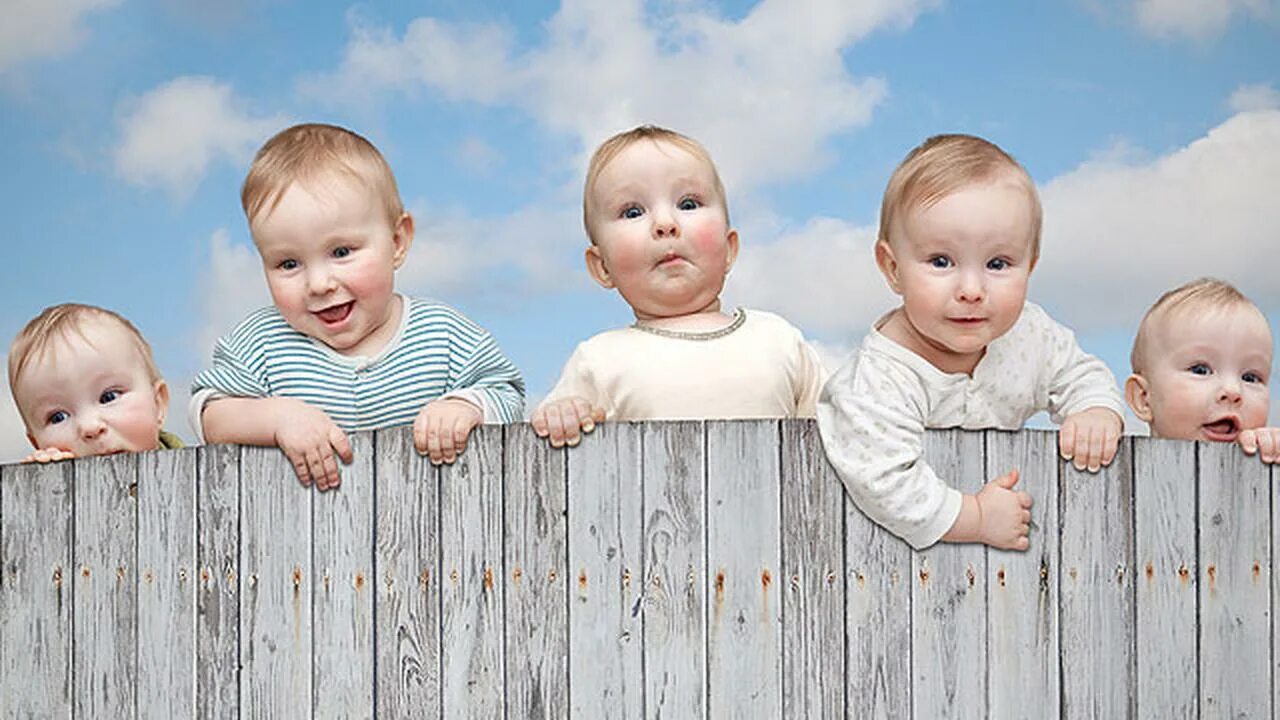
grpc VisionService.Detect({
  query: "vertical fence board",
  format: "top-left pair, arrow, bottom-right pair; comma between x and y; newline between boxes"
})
567,422 -> 644,719
196,444 -> 239,718
0,462 -> 73,718
1060,437 -> 1134,719
1133,438 -> 1196,718
440,423 -> 505,717
1199,442 -> 1270,717
373,427 -> 440,717
913,429 -> 986,719
137,448 -> 197,719
986,429 -> 1060,719
73,454 -> 137,719
313,433 -> 375,718
780,419 -> 844,719
504,424 -> 569,719
239,445 -> 312,717
642,421 -> 706,719
706,419 -> 781,719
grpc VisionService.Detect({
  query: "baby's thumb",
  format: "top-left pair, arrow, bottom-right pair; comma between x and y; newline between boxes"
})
995,469 -> 1020,490
331,428 -> 355,463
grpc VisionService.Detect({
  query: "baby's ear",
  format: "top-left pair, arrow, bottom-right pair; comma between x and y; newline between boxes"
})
153,379 -> 171,426
584,245 -> 615,289
874,240 -> 903,294
1124,374 -> 1153,423
724,229 -> 740,273
391,212 -> 415,269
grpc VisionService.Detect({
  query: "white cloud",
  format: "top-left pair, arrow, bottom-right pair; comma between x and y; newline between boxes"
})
0,359 -> 32,463
0,0 -> 121,74
1135,0 -> 1277,40
197,229 -> 270,359
454,136 -> 502,176
113,76 -> 289,200
1229,83 -> 1280,112
310,0 -> 930,193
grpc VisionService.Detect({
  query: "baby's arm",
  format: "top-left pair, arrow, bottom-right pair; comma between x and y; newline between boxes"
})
203,397 -> 352,490
1039,306 -> 1126,471
793,338 -> 827,418
943,470 -> 1033,550
1239,427 -> 1280,464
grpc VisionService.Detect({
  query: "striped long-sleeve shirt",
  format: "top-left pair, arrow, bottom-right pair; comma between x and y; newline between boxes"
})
189,296 -> 524,440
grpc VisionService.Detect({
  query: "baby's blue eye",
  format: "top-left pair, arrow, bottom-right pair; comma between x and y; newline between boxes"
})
1243,371 -> 1264,384
1188,363 -> 1211,376
99,389 -> 120,404
621,206 -> 643,220
48,410 -> 68,425
333,246 -> 351,259
929,256 -> 953,269
279,259 -> 298,271
987,258 -> 1009,271
677,197 -> 701,211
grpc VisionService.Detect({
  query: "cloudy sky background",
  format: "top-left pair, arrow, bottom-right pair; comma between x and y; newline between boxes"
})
1,0 -> 1278,461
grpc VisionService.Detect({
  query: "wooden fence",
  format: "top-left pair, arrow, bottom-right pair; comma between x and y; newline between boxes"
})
0,420 -> 1274,718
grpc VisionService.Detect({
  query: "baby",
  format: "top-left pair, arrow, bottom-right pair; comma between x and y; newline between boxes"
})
531,125 -> 824,446
1126,278 -> 1278,462
818,134 -> 1124,551
9,303 -> 181,462
191,123 -> 524,489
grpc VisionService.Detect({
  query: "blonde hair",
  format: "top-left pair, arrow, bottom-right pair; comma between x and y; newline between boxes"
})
879,133 -> 1043,259
1130,278 -> 1260,374
8,304 -> 162,397
242,123 -> 403,228
582,125 -> 728,244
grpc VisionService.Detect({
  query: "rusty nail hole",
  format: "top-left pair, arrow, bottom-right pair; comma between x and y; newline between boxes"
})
81,567 -> 90,579
997,568 -> 1006,587
824,570 -> 835,585
918,567 -> 930,584
548,569 -> 558,583
855,572 -> 866,587
178,568 -> 188,583
53,567 -> 63,586
129,483 -> 138,498
1253,561 -> 1261,579
1068,567 -> 1078,582
355,573 -> 365,589
484,567 -> 495,590
292,567 -> 303,586
512,567 -> 524,583
144,569 -> 154,584
763,569 -> 773,588
651,575 -> 662,588
116,566 -> 126,581
966,565 -> 976,587
1207,565 -> 1217,583
714,571 -> 725,593
578,570 -> 588,590
1178,565 -> 1190,581
622,568 -> 632,587
450,569 -> 459,585
1145,562 -> 1154,580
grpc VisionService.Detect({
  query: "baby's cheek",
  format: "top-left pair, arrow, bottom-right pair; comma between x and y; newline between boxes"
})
689,224 -> 729,257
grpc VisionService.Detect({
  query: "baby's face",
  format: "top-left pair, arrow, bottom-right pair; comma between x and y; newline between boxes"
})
15,317 -> 168,457
253,173 -> 410,357
1139,305 -> 1272,441
585,139 -> 737,321
880,173 -> 1036,372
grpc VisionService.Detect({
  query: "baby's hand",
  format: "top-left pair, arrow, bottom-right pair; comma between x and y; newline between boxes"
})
22,447 -> 76,464
531,397 -> 605,448
1059,407 -> 1123,472
1239,427 -> 1280,464
415,398 -> 483,465
977,470 -> 1033,551
273,399 -> 353,491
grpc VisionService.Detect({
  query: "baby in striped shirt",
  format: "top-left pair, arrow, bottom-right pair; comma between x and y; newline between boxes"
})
190,123 -> 524,490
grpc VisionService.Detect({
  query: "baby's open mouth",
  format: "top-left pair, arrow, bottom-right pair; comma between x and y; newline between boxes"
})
1202,417 -> 1240,441
315,302 -> 354,325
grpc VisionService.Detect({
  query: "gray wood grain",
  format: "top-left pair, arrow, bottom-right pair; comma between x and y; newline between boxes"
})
913,428 -> 986,719
373,426 -> 441,717
985,429 -> 1060,719
239,445 -> 312,718
72,453 -> 137,719
312,432 -> 375,718
0,461 -> 74,718
1059,436 -> 1134,720
566,421 -> 644,720
504,423 -> 569,719
780,419 -> 844,720
642,420 -> 706,720
137,447 -> 197,719
196,443 -> 240,719
1198,440 -> 1270,718
844,436 -> 911,720
705,419 -> 781,719
1132,437 -> 1196,719
440,423 -> 505,718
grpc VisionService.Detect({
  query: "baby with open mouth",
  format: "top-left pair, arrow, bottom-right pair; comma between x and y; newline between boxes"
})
1126,277 -> 1279,462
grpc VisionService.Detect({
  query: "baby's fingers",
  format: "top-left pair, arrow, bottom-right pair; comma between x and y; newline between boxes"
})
569,398 -> 599,436
330,427 -> 353,465
530,407 -> 551,438
1100,422 -> 1120,467
287,450 -> 314,488
1081,425 -> 1105,472
1257,430 -> 1280,464
316,450 -> 341,492
543,404 -> 573,448
1059,420 -> 1077,461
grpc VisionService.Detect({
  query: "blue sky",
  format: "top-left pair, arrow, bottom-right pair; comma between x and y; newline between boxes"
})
2,0 -> 1278,459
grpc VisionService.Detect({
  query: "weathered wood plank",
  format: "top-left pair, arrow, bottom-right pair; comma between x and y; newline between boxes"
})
373,426 -> 441,717
1059,437 -> 1134,720
137,447 -> 197,719
196,443 -> 240,719
504,424 -> 569,719
1199,441 -> 1270,717
1133,437 -> 1196,719
706,419 -> 781,719
72,453 -> 137,719
312,432 -> 375,718
567,421 -> 644,719
239,445 -> 312,717
844,438 -> 911,720
642,420 -> 706,719
913,428 -> 986,719
781,419 -> 844,719
985,429 -> 1060,719
440,423 -> 505,717
0,461 -> 74,718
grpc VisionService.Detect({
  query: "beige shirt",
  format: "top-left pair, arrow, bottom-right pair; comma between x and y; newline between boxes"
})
817,302 -> 1124,550
543,308 -> 825,420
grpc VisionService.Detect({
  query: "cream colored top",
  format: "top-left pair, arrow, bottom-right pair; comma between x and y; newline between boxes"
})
817,302 -> 1124,550
542,309 -> 825,420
